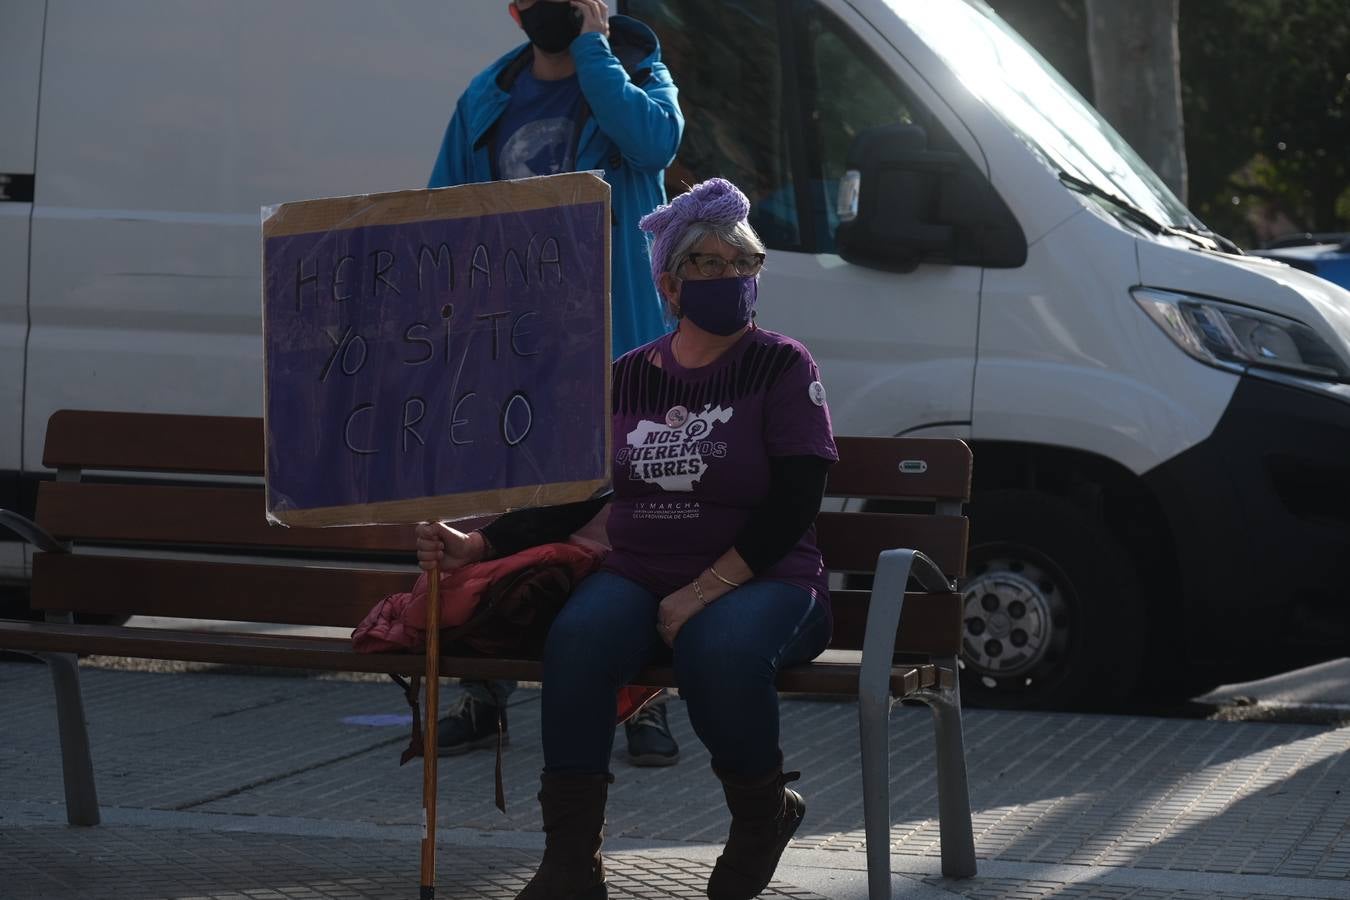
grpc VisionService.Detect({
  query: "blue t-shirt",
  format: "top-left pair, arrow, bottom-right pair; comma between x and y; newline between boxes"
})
494,67 -> 584,180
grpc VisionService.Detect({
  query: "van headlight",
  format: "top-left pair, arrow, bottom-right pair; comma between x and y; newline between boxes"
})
1132,287 -> 1350,382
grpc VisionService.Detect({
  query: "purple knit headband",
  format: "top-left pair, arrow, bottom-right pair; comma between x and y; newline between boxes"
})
638,177 -> 752,285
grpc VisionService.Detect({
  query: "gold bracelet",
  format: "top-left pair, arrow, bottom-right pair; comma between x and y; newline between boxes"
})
691,577 -> 708,606
708,564 -> 742,588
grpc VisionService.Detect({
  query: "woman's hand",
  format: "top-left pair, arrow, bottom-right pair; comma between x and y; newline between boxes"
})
415,522 -> 484,573
657,582 -> 706,646
570,0 -> 609,37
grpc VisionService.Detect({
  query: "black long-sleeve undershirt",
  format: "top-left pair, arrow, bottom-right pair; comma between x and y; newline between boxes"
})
479,495 -> 610,560
731,454 -> 831,574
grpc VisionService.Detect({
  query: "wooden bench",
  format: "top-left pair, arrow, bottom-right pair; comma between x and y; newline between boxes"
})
0,409 -> 977,896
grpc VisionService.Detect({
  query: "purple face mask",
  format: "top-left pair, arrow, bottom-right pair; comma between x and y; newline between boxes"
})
679,276 -> 758,336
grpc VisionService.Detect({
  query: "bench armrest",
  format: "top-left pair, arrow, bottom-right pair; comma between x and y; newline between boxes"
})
908,550 -> 956,593
858,548 -> 952,705
0,509 -> 70,553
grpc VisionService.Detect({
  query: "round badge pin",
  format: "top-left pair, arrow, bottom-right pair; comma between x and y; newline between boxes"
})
665,405 -> 689,428
808,381 -> 827,407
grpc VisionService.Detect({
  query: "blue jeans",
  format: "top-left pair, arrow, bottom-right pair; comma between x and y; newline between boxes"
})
541,571 -> 831,777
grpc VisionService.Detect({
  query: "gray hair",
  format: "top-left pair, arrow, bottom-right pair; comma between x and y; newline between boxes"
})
660,219 -> 767,278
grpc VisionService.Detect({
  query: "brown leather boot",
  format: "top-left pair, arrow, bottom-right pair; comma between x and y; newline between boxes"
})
515,771 -> 612,900
707,764 -> 805,900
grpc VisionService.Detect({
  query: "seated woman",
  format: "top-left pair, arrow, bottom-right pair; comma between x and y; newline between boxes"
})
416,177 -> 836,900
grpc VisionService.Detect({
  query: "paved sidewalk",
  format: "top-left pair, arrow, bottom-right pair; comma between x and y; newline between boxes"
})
2,660 -> 1349,899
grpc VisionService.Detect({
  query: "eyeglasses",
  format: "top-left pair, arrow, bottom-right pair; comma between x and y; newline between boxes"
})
680,252 -> 766,278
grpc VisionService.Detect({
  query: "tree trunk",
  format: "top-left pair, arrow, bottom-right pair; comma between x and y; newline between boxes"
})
1085,0 -> 1188,203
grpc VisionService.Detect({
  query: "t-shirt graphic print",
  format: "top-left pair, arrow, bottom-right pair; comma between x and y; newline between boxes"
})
621,404 -> 733,491
602,328 -> 838,603
493,68 -> 583,180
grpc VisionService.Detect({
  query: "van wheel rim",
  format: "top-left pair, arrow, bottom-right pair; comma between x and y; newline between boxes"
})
961,558 -> 1062,682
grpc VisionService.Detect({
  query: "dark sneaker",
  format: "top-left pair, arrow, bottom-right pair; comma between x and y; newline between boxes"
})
436,692 -> 507,757
624,701 -> 680,766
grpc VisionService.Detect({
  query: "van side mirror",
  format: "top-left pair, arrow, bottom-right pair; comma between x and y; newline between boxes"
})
835,124 -> 1026,273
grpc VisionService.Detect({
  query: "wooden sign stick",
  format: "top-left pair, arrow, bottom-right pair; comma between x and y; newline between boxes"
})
419,566 -> 441,899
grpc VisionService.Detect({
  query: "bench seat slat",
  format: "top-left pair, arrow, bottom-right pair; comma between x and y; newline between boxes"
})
30,555 -> 963,653
0,621 -> 939,698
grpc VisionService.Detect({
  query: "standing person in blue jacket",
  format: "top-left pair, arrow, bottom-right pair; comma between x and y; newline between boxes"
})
428,0 -> 685,766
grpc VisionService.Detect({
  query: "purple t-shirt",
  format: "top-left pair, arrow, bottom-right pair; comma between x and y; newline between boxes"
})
602,328 -> 838,606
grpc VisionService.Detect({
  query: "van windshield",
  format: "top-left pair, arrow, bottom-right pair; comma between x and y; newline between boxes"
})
885,0 -> 1200,230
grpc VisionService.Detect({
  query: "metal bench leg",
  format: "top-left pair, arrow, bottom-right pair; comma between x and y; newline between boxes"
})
857,548 -> 918,900
858,676 -> 893,900
38,651 -> 100,826
915,660 -> 974,878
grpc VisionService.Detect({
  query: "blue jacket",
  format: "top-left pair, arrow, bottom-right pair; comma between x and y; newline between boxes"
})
429,17 -> 683,356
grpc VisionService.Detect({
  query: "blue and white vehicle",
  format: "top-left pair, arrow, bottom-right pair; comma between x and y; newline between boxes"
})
3,0 -> 1348,707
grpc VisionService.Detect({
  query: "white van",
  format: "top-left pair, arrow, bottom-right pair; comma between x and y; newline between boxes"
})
4,0 -> 1348,708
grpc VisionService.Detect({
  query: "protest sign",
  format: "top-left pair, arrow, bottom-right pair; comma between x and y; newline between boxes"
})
262,173 -> 611,527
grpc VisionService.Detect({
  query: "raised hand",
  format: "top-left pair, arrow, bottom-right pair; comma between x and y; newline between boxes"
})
570,0 -> 609,37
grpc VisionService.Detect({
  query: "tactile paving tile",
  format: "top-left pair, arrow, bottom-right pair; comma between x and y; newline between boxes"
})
0,826 -> 824,900
6,664 -> 1350,888
783,703 -> 1350,880
924,876 -> 1319,900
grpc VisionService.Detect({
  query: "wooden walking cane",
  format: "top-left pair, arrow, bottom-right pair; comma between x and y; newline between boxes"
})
420,560 -> 441,899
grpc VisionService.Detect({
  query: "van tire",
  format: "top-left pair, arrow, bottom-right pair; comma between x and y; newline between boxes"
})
959,489 -> 1143,710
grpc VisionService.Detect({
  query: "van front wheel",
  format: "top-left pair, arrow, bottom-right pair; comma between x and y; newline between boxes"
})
959,490 -> 1142,709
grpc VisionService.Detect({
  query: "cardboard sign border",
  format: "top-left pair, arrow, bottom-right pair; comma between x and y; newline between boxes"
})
270,478 -> 610,528
261,172 -> 612,527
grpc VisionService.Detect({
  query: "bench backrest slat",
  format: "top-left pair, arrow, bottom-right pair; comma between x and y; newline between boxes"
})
43,410 -> 263,476
829,436 -> 971,502
36,483 -> 967,581
37,482 -> 416,554
815,511 -> 967,579
30,410 -> 972,656
829,588 -> 962,653
44,413 -> 973,505
31,554 -> 409,628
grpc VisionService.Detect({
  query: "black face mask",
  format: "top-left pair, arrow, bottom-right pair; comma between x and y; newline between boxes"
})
519,2 -> 581,54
